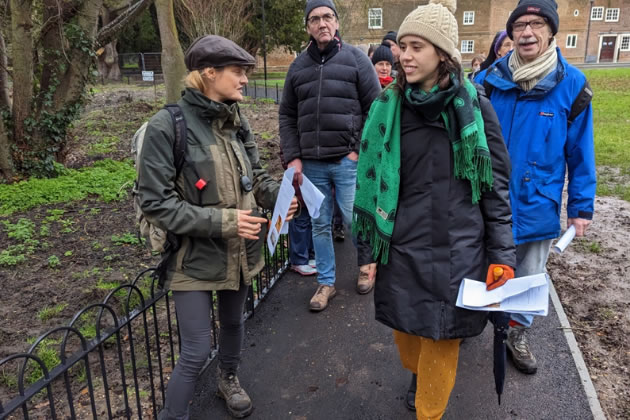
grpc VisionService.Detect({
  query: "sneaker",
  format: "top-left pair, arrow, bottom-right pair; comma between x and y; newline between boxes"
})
216,367 -> 253,418
405,373 -> 417,412
290,264 -> 317,276
309,285 -> 336,312
333,225 -> 345,242
356,265 -> 375,294
308,259 -> 316,268
506,326 -> 538,374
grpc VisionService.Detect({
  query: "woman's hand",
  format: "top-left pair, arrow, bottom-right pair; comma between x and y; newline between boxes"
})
237,209 -> 268,240
286,197 -> 299,221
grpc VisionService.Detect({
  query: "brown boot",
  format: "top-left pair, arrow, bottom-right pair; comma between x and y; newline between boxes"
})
356,265 -> 375,294
309,285 -> 336,312
216,367 -> 253,418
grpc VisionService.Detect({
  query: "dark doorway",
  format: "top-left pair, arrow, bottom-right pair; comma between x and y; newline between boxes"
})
599,36 -> 617,62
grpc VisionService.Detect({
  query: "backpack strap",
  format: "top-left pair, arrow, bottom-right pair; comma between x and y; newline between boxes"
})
164,104 -> 188,175
568,80 -> 593,125
482,80 -> 494,99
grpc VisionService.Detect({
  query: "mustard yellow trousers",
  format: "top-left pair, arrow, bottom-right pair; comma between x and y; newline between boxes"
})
393,330 -> 461,420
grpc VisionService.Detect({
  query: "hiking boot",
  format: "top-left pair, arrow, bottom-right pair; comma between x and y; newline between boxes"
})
356,265 -> 375,294
291,264 -> 317,276
506,326 -> 538,374
333,225 -> 345,242
309,285 -> 336,312
405,373 -> 417,412
216,367 -> 253,418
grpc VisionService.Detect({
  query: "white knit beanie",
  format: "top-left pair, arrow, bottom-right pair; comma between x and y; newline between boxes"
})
397,0 -> 460,62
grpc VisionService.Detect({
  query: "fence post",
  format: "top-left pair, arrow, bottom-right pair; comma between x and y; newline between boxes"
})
276,83 -> 279,104
254,80 -> 257,99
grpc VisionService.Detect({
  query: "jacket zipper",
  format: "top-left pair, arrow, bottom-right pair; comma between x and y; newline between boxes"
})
316,56 -> 324,159
440,301 -> 446,338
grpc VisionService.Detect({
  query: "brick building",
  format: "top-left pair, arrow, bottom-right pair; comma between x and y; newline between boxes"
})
337,0 -> 630,65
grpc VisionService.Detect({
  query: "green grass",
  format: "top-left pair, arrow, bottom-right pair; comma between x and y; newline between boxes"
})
248,79 -> 285,89
37,303 -> 68,322
0,159 -> 135,216
584,68 -> 630,201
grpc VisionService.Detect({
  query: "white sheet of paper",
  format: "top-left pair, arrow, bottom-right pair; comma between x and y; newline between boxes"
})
267,168 -> 295,256
299,174 -> 325,218
455,273 -> 549,316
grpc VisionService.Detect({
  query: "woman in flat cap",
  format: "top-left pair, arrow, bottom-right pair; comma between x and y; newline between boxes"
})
137,35 -> 297,419
352,1 -> 515,418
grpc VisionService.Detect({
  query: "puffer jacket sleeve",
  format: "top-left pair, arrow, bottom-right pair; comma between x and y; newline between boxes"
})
137,110 -> 238,239
279,62 -> 302,163
240,114 -> 280,210
478,93 -> 516,268
355,50 -> 381,127
565,102 -> 596,220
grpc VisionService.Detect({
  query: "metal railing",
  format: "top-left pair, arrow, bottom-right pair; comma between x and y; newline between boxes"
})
0,236 -> 288,420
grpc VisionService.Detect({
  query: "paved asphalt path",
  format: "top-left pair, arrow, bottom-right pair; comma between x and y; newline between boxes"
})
190,237 -> 592,420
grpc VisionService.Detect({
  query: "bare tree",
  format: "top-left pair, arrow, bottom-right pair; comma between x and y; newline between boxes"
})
155,0 -> 186,103
174,0 -> 253,46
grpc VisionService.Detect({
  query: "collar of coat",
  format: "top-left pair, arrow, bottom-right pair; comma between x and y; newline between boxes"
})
306,31 -> 342,63
181,87 -> 241,129
484,47 -> 567,100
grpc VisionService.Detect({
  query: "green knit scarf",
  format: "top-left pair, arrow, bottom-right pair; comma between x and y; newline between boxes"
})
352,75 -> 493,265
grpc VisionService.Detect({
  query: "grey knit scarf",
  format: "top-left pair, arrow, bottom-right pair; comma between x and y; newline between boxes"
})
509,38 -> 558,92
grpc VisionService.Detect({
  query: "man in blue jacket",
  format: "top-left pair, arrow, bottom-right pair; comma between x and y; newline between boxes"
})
279,0 -> 380,312
480,0 -> 596,374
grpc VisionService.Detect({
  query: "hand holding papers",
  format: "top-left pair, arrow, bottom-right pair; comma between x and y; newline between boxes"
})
552,225 -> 576,254
267,168 -> 295,256
456,273 -> 549,316
299,175 -> 325,218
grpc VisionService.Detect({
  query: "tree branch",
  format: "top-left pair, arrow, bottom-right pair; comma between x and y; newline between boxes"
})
97,0 -> 153,47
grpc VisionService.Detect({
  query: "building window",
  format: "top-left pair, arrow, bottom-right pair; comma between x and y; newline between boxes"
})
463,11 -> 475,25
621,35 -> 630,51
605,8 -> 620,22
566,34 -> 577,48
461,40 -> 474,53
591,6 -> 604,20
368,8 -> 383,29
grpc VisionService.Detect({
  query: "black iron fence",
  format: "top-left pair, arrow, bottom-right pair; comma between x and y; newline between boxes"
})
0,236 -> 288,420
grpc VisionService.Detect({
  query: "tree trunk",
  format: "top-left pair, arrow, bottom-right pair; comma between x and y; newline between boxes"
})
0,114 -> 12,181
97,9 -> 121,81
0,30 -> 11,110
10,0 -> 33,151
155,0 -> 186,103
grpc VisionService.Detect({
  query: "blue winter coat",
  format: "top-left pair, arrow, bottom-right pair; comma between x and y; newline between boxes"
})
480,49 -> 596,245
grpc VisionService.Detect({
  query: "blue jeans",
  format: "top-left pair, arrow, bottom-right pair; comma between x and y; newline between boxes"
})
302,157 -> 357,286
511,239 -> 553,327
288,206 -> 313,266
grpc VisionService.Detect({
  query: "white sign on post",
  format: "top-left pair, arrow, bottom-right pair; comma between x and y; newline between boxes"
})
142,71 -> 154,82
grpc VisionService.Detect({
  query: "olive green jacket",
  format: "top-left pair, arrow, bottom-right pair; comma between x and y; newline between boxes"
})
137,88 -> 279,291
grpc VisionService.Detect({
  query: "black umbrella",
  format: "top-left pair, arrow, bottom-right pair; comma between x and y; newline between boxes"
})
489,311 -> 510,405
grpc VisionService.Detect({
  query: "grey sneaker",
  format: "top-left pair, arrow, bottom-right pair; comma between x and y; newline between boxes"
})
217,367 -> 253,418
506,326 -> 538,374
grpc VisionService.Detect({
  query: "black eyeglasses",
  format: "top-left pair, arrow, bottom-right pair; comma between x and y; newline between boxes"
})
512,18 -> 547,33
307,13 -> 335,26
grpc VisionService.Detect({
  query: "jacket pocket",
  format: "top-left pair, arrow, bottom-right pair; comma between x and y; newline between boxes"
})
182,144 -> 224,206
245,209 -> 267,274
182,237 -> 228,281
516,173 -> 561,240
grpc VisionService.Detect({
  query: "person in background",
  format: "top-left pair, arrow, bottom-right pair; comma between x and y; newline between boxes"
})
478,0 -> 595,375
353,0 -> 515,417
468,54 -> 485,80
371,44 -> 395,87
279,0 -> 381,312
139,35 -> 298,419
474,30 -> 513,83
367,44 -> 377,59
382,31 -> 401,77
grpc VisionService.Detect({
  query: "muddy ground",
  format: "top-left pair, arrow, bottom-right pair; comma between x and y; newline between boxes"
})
0,84 -> 628,419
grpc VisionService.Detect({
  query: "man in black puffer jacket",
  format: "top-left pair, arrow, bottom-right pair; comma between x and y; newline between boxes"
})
279,0 -> 380,312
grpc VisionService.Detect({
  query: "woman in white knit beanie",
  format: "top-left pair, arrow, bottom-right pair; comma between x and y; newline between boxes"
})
352,1 -> 515,418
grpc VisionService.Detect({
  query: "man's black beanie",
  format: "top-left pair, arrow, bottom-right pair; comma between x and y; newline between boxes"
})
305,0 -> 337,19
382,31 -> 398,45
506,0 -> 559,39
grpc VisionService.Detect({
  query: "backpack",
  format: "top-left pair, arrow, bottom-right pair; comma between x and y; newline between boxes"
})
481,79 -> 593,125
131,104 -> 187,254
